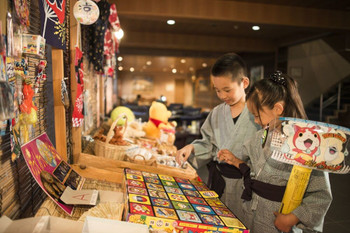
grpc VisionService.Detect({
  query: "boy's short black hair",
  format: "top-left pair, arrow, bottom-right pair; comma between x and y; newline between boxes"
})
211,53 -> 248,82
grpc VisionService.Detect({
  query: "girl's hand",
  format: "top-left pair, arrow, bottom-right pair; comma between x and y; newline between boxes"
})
217,149 -> 243,168
273,212 -> 299,232
175,144 -> 194,165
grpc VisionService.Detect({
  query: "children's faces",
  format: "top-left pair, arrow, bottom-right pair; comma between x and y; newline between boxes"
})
247,100 -> 284,128
211,76 -> 248,106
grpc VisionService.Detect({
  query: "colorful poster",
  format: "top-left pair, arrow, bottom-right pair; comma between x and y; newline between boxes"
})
21,133 -> 84,215
38,0 -> 66,49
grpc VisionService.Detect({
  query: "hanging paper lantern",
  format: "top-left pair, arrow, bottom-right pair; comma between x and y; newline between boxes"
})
73,0 -> 100,25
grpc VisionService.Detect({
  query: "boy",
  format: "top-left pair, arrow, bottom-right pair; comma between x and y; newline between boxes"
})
175,53 -> 260,222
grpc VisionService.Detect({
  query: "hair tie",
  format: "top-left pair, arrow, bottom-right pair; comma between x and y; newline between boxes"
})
270,71 -> 286,86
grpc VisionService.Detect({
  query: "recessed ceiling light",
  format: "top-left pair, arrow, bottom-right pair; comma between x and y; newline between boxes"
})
189,67 -> 194,71
172,68 -> 177,73
146,61 -> 152,65
130,67 -> 135,72
180,59 -> 186,63
252,26 -> 260,31
117,56 -> 123,61
118,66 -> 123,71
202,63 -> 207,68
142,65 -> 147,69
167,19 -> 175,25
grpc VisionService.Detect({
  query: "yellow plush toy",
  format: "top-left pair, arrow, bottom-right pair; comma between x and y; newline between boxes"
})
143,101 -> 177,144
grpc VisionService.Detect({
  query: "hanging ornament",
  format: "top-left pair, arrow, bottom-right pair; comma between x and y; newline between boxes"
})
14,0 -> 30,32
72,47 -> 84,127
73,0 -> 100,25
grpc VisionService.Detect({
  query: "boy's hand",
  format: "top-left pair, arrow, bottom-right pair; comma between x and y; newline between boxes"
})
273,212 -> 299,232
175,144 -> 194,165
217,149 -> 243,168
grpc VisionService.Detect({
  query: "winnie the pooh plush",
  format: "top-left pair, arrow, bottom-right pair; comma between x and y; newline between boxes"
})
143,101 -> 177,145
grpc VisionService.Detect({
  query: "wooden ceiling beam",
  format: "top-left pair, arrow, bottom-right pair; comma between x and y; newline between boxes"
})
120,31 -> 275,53
114,0 -> 350,30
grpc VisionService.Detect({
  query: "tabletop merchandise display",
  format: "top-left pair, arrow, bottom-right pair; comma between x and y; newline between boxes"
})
125,169 -> 249,233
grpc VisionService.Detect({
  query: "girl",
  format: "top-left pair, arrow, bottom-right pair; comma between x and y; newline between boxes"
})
175,53 -> 260,222
218,71 -> 332,233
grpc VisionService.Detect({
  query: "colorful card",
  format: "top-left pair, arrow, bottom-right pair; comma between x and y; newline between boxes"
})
126,173 -> 144,181
127,179 -> 145,188
154,207 -> 178,220
194,185 -> 210,191
199,213 -> 224,226
182,190 -> 201,197
145,176 -> 161,184
158,175 -> 175,181
172,201 -> 194,211
192,204 -> 215,215
129,194 -> 151,205
187,196 -> 207,205
151,198 -> 173,208
220,216 -> 246,229
164,186 -> 183,195
168,194 -> 188,202
174,177 -> 191,184
176,210 -> 202,223
125,169 -> 142,175
190,180 -> 207,186
200,190 -> 219,198
129,203 -> 154,216
146,183 -> 164,191
142,171 -> 158,178
148,190 -> 168,199
128,186 -> 148,196
205,198 -> 225,208
178,183 -> 196,190
212,207 -> 235,217
161,180 -> 178,188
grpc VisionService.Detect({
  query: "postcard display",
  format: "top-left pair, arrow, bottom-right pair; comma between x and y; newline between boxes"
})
125,169 -> 249,233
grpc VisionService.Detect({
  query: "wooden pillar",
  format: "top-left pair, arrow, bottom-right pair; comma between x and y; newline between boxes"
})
0,1 -> 8,34
69,0 -> 82,163
52,48 -> 67,161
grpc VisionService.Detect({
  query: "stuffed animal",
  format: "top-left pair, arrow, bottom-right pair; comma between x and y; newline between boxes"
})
143,101 -> 177,144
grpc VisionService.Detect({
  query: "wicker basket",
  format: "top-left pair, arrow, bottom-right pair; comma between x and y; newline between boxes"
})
126,154 -> 157,166
94,114 -> 133,160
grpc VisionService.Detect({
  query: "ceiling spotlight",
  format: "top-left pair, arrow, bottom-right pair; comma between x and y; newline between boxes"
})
252,25 -> 260,31
167,19 -> 175,25
146,61 -> 152,66
117,56 -> 123,61
189,67 -> 194,71
172,68 -> 177,74
180,59 -> 186,63
202,63 -> 207,68
130,67 -> 135,72
118,66 -> 123,71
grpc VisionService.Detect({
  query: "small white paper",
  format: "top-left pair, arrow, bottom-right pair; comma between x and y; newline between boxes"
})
61,187 -> 99,206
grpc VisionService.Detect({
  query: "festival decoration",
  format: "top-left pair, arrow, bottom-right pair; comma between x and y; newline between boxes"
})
39,0 -> 66,49
72,47 -> 84,127
14,0 -> 30,32
73,0 -> 100,25
269,117 -> 350,214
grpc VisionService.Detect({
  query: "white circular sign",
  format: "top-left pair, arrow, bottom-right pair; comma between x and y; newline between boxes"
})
73,0 -> 100,25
